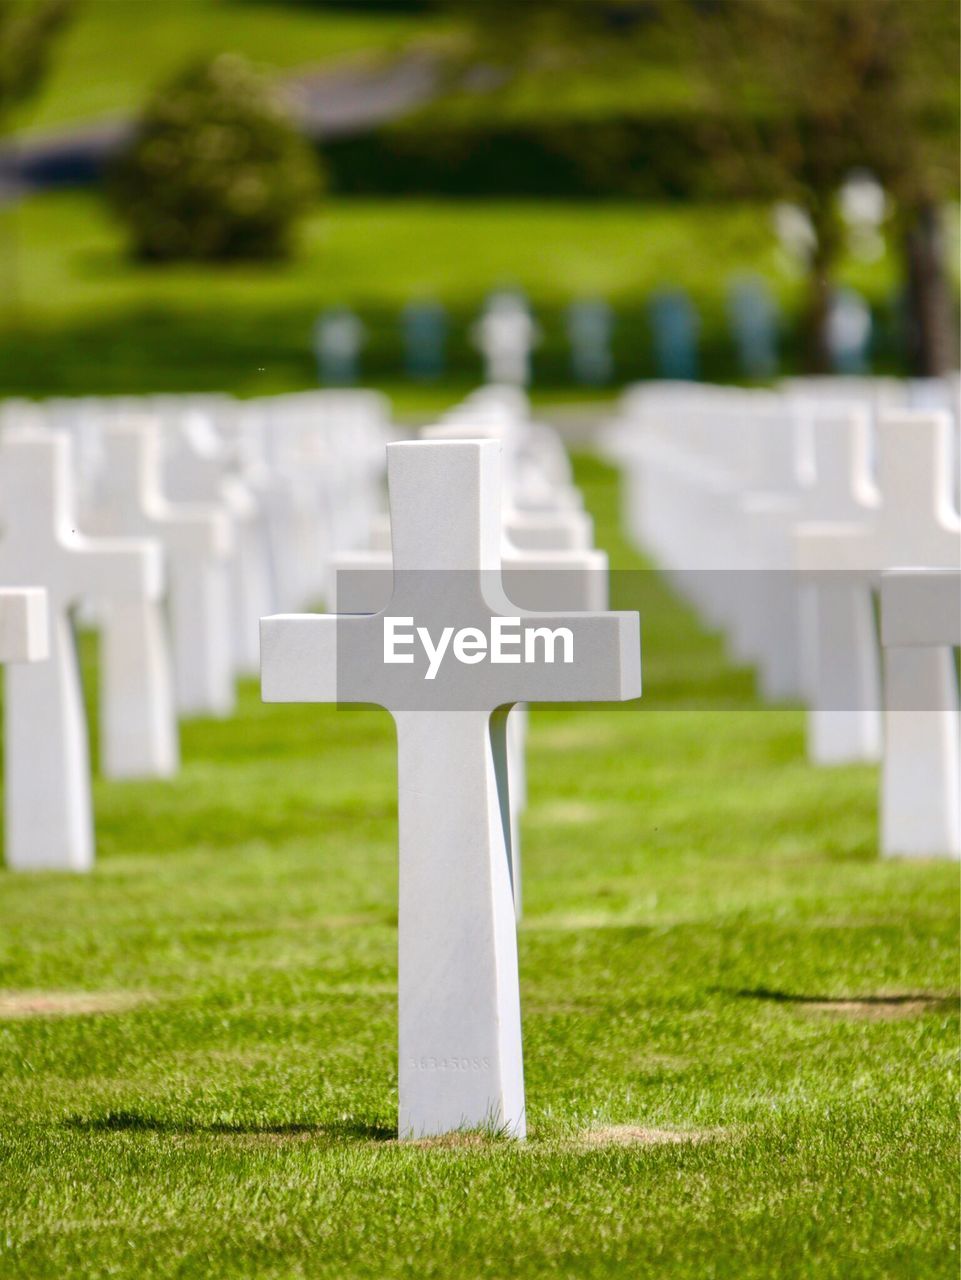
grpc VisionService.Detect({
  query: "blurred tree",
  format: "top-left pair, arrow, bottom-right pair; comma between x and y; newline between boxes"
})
0,0 -> 75,129
685,0 -> 958,375
440,0 -> 959,374
110,54 -> 321,262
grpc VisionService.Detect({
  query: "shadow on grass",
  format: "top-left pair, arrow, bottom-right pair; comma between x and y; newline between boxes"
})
64,1111 -> 396,1141
726,987 -> 959,1011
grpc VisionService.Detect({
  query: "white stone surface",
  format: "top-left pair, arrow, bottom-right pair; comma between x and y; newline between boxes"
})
0,589 -> 49,881
421,412 -> 593,552
797,412 -> 961,572
0,589 -> 49,664
880,569 -> 961,647
355,408 -> 606,921
0,431 -> 162,871
258,391 -> 389,611
329,483 -> 608,921
880,569 -> 961,860
798,412 -> 960,855
91,420 -> 235,721
162,410 -> 265,686
75,422 -> 179,777
794,405 -> 882,763
604,384 -> 807,696
262,439 -> 640,1139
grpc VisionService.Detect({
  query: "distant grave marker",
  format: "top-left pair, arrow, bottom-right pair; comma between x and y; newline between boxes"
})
314,308 -> 365,385
473,293 -> 539,387
403,300 -> 447,381
649,290 -> 699,381
727,276 -> 778,380
827,288 -> 872,375
567,299 -> 613,386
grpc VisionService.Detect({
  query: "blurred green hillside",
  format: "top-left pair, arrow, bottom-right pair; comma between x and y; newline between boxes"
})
0,191 -> 936,400
7,0 -> 440,136
1,0 -> 956,394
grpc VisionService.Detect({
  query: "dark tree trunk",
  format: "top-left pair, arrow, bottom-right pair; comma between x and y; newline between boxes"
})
904,201 -> 958,377
803,222 -> 838,374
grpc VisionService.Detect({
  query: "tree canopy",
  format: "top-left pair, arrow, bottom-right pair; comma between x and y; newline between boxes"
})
0,0 -> 75,128
439,0 -> 959,371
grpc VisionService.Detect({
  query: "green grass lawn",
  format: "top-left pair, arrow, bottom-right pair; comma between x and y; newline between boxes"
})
8,0 -> 437,137
0,455 -> 956,1278
0,191 -> 915,399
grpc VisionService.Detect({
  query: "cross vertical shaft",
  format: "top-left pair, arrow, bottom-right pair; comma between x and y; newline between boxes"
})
396,707 -> 524,1137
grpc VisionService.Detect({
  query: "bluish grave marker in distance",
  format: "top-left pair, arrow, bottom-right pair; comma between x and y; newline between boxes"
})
727,275 -> 779,380
827,288 -> 872,375
403,300 -> 447,381
567,299 -> 614,386
314,308 -> 365,386
648,290 -> 700,381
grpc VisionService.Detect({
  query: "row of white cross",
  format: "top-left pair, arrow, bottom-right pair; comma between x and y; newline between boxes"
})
3,373 -> 956,1140
0,390 -> 390,869
604,375 -> 961,859
0,383 -> 637,1140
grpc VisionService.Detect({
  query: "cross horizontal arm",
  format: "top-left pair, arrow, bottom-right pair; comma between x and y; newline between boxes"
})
102,423 -> 234,557
881,570 -> 961,648
795,522 -> 874,573
0,589 -> 48,663
502,610 -> 641,703
68,535 -> 164,604
261,614 -> 343,703
261,608 -> 641,711
152,508 -> 233,558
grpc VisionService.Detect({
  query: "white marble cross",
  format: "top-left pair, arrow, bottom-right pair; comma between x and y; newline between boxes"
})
473,296 -> 539,387
163,409 -> 269,681
732,406 -> 805,701
341,414 -> 608,922
794,405 -> 882,763
261,440 -> 640,1138
880,569 -> 961,859
421,418 -> 594,552
797,412 -> 960,571
0,589 -> 48,664
91,420 -> 235,726
0,589 -> 49,868
76,420 -> 176,779
798,412 -> 961,854
329,507 -> 609,922
0,431 -> 162,871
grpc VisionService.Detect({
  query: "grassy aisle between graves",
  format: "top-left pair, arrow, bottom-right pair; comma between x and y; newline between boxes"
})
0,456 -> 957,1279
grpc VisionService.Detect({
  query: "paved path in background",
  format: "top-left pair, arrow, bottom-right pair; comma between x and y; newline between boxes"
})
0,48 -> 443,205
